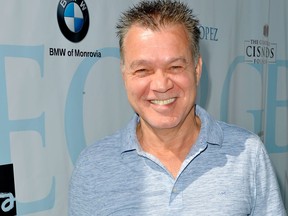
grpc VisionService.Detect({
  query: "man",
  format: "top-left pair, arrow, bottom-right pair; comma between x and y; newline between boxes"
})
69,0 -> 286,215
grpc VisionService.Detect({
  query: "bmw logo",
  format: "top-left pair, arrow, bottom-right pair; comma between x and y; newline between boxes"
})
57,0 -> 90,43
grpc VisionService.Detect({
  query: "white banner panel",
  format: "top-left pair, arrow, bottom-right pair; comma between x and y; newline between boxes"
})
0,0 -> 287,215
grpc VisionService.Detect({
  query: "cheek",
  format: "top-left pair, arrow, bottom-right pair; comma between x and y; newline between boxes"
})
173,73 -> 196,93
126,78 -> 150,100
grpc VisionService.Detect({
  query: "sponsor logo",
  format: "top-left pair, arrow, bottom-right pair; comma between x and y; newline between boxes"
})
49,48 -> 101,57
199,25 -> 219,41
53,1 -> 101,58
57,0 -> 90,43
244,25 -> 277,64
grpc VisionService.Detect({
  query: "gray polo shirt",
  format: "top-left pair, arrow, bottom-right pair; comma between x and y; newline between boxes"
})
69,105 -> 286,215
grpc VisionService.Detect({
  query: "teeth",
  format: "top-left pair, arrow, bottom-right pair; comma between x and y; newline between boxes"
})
151,98 -> 175,105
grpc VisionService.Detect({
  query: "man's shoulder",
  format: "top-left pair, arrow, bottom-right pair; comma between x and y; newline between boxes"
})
216,120 -> 264,154
87,129 -> 122,151
73,115 -> 138,172
197,105 -> 263,152
75,129 -> 124,166
218,121 -> 258,138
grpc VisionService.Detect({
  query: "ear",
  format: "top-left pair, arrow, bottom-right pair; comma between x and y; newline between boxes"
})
195,55 -> 202,86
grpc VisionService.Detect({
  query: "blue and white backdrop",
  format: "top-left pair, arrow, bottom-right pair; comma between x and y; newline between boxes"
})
0,0 -> 287,215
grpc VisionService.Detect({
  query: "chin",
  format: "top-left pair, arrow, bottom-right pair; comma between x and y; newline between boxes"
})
147,116 -> 180,129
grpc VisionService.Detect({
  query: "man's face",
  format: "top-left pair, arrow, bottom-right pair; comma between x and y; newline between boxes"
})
122,24 -> 202,130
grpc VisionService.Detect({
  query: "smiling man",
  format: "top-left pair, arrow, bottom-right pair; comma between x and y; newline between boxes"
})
121,21 -> 202,178
69,1 -> 286,215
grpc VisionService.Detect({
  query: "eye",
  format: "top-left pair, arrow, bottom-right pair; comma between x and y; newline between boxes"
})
133,68 -> 152,77
169,65 -> 184,73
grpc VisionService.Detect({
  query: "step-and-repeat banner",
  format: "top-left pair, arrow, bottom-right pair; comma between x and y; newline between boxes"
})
0,0 -> 287,215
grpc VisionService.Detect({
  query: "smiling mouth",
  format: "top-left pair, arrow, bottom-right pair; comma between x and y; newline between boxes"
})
150,98 -> 176,105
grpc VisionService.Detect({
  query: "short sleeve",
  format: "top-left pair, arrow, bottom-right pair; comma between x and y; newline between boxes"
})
251,141 -> 287,215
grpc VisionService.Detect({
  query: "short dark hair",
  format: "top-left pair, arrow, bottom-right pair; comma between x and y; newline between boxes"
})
116,0 -> 200,63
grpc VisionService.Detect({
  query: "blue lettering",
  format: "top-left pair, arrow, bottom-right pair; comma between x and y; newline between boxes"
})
246,109 -> 263,138
220,56 -> 288,153
199,25 -> 219,41
265,60 -> 288,153
65,47 -> 120,165
197,61 -> 209,108
0,45 -> 55,214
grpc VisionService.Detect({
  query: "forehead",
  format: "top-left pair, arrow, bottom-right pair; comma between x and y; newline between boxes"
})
122,24 -> 192,64
124,23 -> 189,44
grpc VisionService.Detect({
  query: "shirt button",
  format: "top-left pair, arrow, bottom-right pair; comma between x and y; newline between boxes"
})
172,188 -> 177,193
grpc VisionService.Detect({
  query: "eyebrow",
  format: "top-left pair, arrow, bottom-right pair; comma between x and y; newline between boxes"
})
129,60 -> 150,70
129,57 -> 188,70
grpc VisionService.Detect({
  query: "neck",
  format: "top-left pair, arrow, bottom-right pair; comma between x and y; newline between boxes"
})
137,111 -> 201,160
137,111 -> 201,178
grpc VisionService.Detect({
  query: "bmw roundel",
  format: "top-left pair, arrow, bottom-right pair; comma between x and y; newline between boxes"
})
57,0 -> 90,43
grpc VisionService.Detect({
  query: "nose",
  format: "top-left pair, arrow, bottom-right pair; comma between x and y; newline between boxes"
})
150,70 -> 173,92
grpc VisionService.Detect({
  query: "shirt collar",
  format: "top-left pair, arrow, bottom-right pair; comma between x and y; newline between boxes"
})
120,114 -> 140,154
196,105 -> 223,147
120,105 -> 224,154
